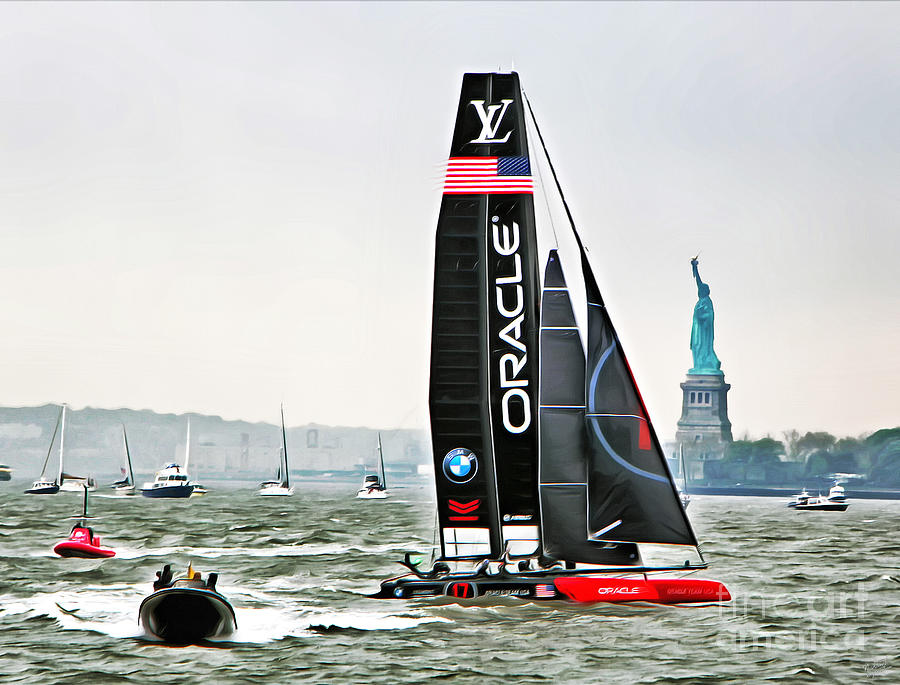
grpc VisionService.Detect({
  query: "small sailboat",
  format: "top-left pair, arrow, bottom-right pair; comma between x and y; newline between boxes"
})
372,72 -> 729,604
259,406 -> 293,496
787,482 -> 848,511
139,563 -> 236,643
53,485 -> 116,558
357,433 -> 389,499
26,404 -> 65,495
140,420 -> 193,498
678,445 -> 691,509
110,424 -> 136,495
182,422 -> 207,496
50,406 -> 96,493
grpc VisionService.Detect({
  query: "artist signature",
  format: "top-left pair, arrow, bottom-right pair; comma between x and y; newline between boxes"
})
865,660 -> 890,678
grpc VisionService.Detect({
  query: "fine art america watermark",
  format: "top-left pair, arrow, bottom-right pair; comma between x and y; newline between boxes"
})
716,583 -> 875,655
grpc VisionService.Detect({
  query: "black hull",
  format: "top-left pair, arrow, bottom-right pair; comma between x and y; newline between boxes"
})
372,574 -> 559,601
789,504 -> 849,511
25,485 -> 59,495
139,588 -> 236,643
141,485 -> 193,498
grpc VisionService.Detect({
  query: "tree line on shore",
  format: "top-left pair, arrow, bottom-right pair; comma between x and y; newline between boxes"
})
711,427 -> 900,488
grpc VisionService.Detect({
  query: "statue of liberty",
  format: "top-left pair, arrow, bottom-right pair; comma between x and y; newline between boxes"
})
689,257 -> 722,375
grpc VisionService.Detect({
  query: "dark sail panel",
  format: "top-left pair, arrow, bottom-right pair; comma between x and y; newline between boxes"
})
581,249 -> 698,547
539,251 -> 641,566
430,72 -> 540,559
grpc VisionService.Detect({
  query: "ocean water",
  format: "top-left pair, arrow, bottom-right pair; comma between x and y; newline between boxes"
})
0,482 -> 897,684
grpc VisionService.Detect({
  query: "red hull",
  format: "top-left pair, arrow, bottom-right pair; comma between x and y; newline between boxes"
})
53,527 -> 116,559
53,541 -> 116,558
555,577 -> 730,604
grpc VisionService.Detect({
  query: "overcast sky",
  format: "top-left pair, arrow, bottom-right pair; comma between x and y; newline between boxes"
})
0,2 -> 897,440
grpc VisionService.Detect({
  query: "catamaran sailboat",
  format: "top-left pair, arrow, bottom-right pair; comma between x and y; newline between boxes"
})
678,445 -> 691,509
26,404 -> 66,495
259,406 -> 293,496
372,72 -> 730,604
141,421 -> 193,498
110,425 -> 136,495
357,433 -> 388,499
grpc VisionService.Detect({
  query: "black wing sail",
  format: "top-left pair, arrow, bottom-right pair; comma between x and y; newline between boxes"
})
581,248 -> 698,547
538,251 -> 641,566
430,72 -> 541,560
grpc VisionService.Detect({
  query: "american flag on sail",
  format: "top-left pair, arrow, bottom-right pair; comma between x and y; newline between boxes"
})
443,156 -> 533,195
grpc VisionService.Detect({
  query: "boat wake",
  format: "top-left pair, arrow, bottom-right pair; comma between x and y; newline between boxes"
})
110,541 -> 402,560
0,587 -> 448,644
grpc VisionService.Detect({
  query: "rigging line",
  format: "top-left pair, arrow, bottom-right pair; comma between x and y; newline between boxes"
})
522,90 -> 590,256
431,506 -> 439,565
522,87 -> 559,248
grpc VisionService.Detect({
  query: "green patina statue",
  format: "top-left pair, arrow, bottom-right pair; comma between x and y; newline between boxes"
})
689,257 -> 723,375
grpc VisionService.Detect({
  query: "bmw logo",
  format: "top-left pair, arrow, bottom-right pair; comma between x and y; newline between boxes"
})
442,448 -> 477,484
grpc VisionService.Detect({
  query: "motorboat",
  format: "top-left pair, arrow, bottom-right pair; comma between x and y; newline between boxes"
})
787,484 -> 848,511
53,485 -> 115,558
141,420 -> 194,498
26,477 -> 60,495
139,563 -> 236,643
140,463 -> 193,498
0,464 -> 11,481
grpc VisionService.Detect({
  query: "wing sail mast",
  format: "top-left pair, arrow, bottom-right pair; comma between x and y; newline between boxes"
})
430,72 -> 541,561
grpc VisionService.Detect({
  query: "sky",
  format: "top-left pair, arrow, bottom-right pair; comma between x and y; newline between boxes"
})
0,2 -> 897,440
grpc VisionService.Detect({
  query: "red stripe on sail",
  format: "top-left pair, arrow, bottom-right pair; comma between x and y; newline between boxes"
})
638,419 -> 651,451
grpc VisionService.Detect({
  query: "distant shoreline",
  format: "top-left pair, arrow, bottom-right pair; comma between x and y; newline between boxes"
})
687,486 -> 900,500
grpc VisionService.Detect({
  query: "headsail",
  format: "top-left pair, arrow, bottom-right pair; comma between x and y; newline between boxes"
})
430,72 -> 541,560
280,405 -> 290,489
377,433 -> 387,489
581,248 -> 697,547
538,251 -> 641,565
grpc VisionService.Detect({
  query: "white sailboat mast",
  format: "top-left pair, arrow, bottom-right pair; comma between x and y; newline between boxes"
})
184,419 -> 191,472
280,404 -> 290,488
58,404 -> 67,483
377,433 -> 386,489
122,425 -> 135,486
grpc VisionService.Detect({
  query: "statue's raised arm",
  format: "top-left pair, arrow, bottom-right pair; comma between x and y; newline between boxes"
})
691,258 -> 704,293
688,257 -> 722,375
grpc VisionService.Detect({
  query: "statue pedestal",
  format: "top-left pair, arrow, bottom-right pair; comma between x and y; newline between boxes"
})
676,373 -> 733,482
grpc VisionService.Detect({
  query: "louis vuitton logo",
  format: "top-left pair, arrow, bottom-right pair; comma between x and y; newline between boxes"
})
469,99 -> 513,144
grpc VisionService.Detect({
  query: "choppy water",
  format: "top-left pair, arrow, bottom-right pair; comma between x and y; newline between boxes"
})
0,482 -> 897,684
